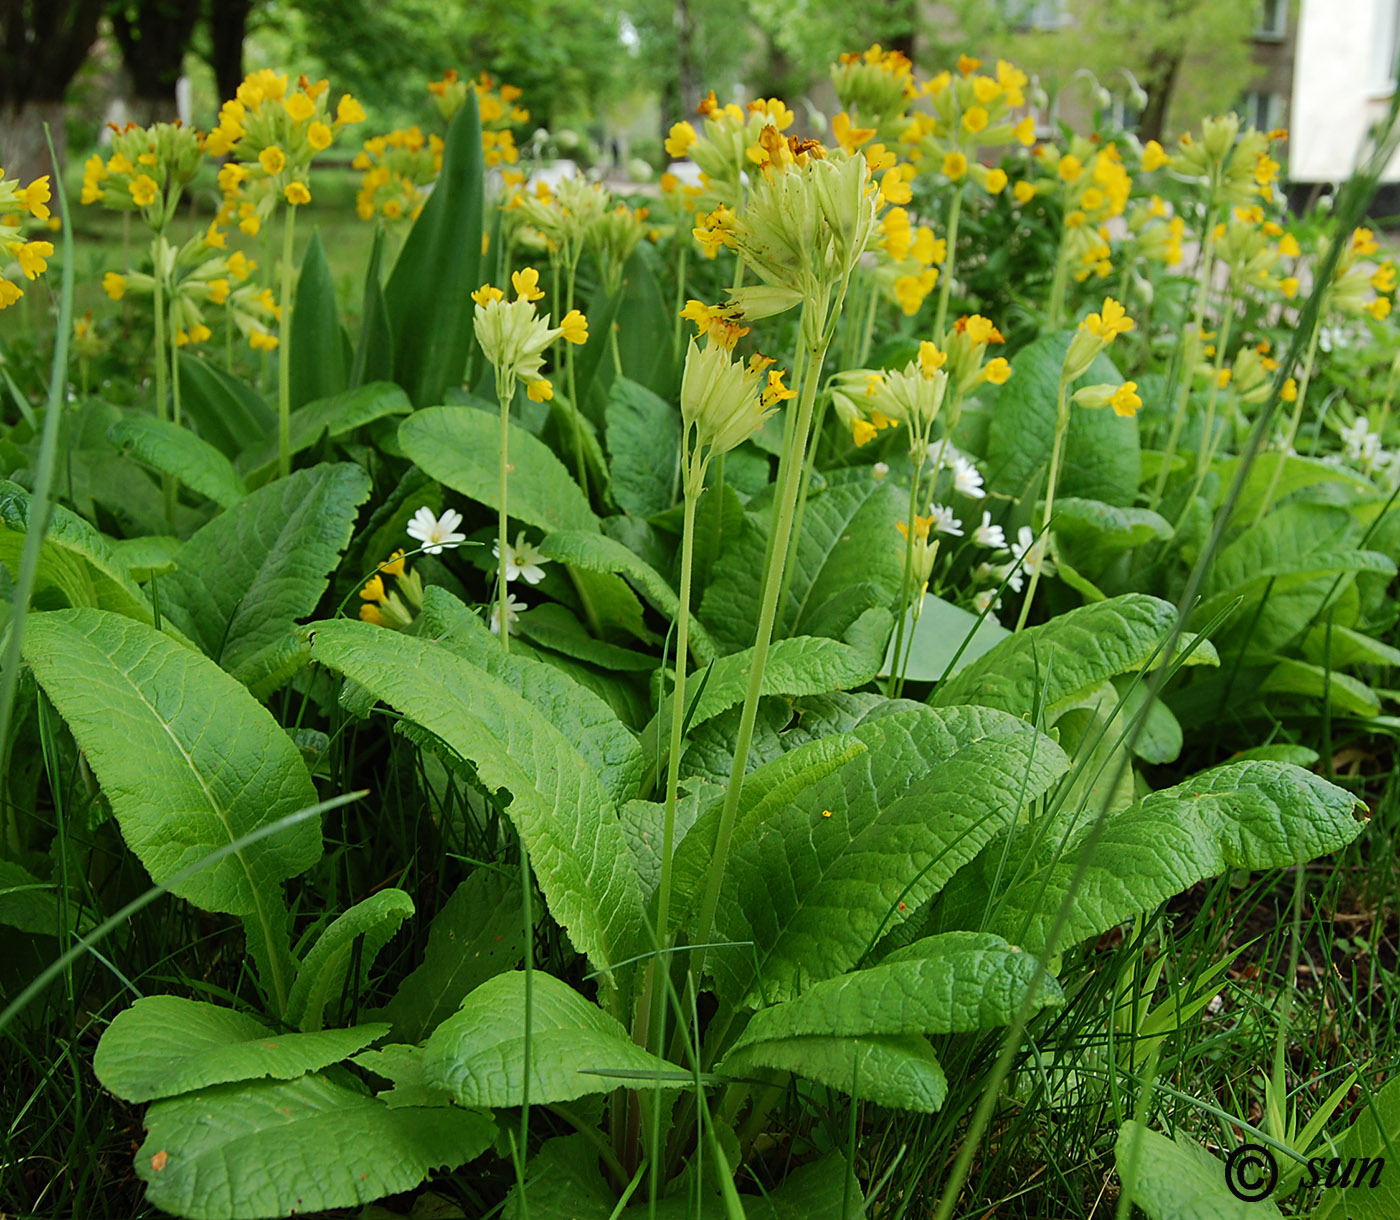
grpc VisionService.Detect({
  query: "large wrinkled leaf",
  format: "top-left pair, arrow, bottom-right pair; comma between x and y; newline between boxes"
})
1312,1075 -> 1400,1220
642,635 -> 879,776
700,477 -> 906,653
288,229 -> 348,411
286,889 -> 414,1032
238,382 -> 411,480
931,593 -> 1218,718
371,869 -> 525,1044
158,463 -> 370,693
708,705 -> 1068,1007
984,331 -> 1140,506
1214,452 -> 1375,523
21,610 -> 321,919
307,620 -> 646,982
605,376 -> 679,517
1114,1122 -> 1285,1220
538,529 -> 717,660
420,586 -> 645,805
722,1034 -> 948,1112
94,995 -> 386,1102
727,932 -> 1062,1051
383,100 -> 484,407
134,1074 -> 492,1220
425,971 -> 685,1107
1051,497 -> 1172,576
108,417 -> 247,507
400,406 -> 597,533
0,481 -> 155,624
985,761 -> 1361,956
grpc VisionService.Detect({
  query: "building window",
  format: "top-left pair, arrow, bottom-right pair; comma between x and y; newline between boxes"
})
1254,0 -> 1287,39
1371,0 -> 1400,91
1000,0 -> 1072,31
1243,90 -> 1285,131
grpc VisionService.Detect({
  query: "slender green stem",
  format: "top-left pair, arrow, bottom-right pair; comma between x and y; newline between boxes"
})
1046,228 -> 1071,330
518,833 -> 534,1179
689,291 -> 833,983
150,234 -> 175,527
276,204 -> 298,479
1252,313 -> 1323,524
672,241 -> 689,368
933,187 -> 962,341
563,245 -> 589,502
608,322 -> 623,379
1014,376 -> 1071,631
497,369 -> 514,653
1191,295 -> 1236,492
887,452 -> 927,697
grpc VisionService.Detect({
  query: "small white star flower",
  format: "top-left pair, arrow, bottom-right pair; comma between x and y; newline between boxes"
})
407,506 -> 467,554
489,592 -> 528,635
973,588 -> 1001,614
493,530 -> 549,584
952,454 -> 986,498
928,503 -> 964,536
972,511 -> 1006,549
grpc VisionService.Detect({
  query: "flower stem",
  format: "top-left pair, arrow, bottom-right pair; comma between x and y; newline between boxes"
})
564,245 -> 589,503
888,449 -> 928,697
276,204 -> 298,479
151,235 -> 174,529
1252,312 -> 1323,524
1014,375 -> 1070,632
933,187 -> 962,341
497,368 -> 514,653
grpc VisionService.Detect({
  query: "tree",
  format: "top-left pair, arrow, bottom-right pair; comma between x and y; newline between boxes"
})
110,0 -> 202,123
0,0 -> 105,181
208,0 -> 254,107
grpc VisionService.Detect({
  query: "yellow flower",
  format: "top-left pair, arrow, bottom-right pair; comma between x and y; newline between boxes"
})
762,368 -> 796,406
1141,140 -> 1170,171
284,181 -> 311,205
240,214 -> 261,236
1278,233 -> 1301,258
665,121 -> 697,158
259,146 -> 286,175
1217,369 -> 1232,388
512,267 -> 545,302
832,112 -> 876,152
1110,381 -> 1141,417
527,378 -> 554,402
249,332 -> 280,351
1366,296 -> 1392,320
360,602 -> 383,625
18,176 -> 51,219
1281,377 -> 1298,402
1013,180 -> 1035,205
963,106 -> 989,134
228,250 -> 255,281
308,121 -> 333,151
284,92 -> 315,122
1352,227 -> 1379,256
880,167 -> 913,205
942,151 -> 968,180
1082,297 -> 1134,341
129,175 -> 159,207
471,283 -> 505,306
983,357 -> 1012,385
1280,276 -> 1299,299
0,279 -> 21,309
957,53 -> 981,75
963,314 -> 998,346
102,271 -> 126,300
984,168 -> 1008,194
188,323 -> 212,344
202,222 -> 226,250
378,550 -> 407,577
1013,115 -> 1036,146
559,308 -> 589,344
853,418 -> 878,446
12,241 -> 52,280
209,278 -> 230,305
1371,262 -> 1396,293
336,94 -> 367,126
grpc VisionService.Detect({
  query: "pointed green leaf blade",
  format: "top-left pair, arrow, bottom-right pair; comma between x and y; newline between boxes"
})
108,417 -> 247,507
288,229 -> 348,410
1114,1122 -> 1285,1220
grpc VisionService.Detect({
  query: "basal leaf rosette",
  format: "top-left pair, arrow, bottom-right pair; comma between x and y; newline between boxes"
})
0,165 -> 54,311
80,120 -> 204,232
208,69 -> 366,232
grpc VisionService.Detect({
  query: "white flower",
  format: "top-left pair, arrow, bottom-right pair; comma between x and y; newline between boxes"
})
489,592 -> 528,635
952,454 -> 986,498
928,440 -> 963,469
929,503 -> 964,536
1009,525 -> 1054,581
972,511 -> 1006,549
492,530 -> 549,584
872,461 -> 890,480
973,588 -> 1001,614
407,506 -> 467,554
1340,416 -> 1382,466
999,561 -> 1025,593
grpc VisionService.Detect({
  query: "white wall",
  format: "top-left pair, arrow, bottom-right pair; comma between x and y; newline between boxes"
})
1291,0 -> 1400,181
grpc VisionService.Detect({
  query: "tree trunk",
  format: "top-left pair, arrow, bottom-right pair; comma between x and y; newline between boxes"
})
111,0 -> 201,123
209,0 -> 252,106
1138,47 -> 1182,142
674,0 -> 699,116
0,100 -> 67,184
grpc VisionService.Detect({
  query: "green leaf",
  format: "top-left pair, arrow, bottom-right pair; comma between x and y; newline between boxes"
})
0,481 -> 156,624
288,229 -> 349,411
400,406 -> 597,534
606,248 -> 677,399
424,971 -> 685,1107
175,353 -> 276,460
237,382 -> 412,482
985,761 -> 1362,956
516,602 -> 659,670
709,705 -> 1068,1007
1215,452 -> 1375,522
383,101 -> 484,407
350,226 -> 394,388
727,932 -> 1062,1052
1260,657 -> 1380,717
286,889 -> 414,1032
931,593 -> 1218,718
1311,1075 -> 1400,1220
135,1074 -> 492,1220
1051,496 -> 1173,575
605,376 -> 680,518
94,995 -> 386,1102
108,417 -> 247,507
538,529 -> 717,660
642,636 -> 879,777
158,463 -> 371,692
722,1035 -> 948,1113
1302,622 -> 1400,669
0,859 -> 93,936
886,594 -> 1010,682
419,586 -> 646,806
21,609 -> 321,919
108,534 -> 181,581
307,620 -> 647,982
1114,1122 -> 1285,1220
985,331 -> 1140,506
370,869 -> 526,1044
